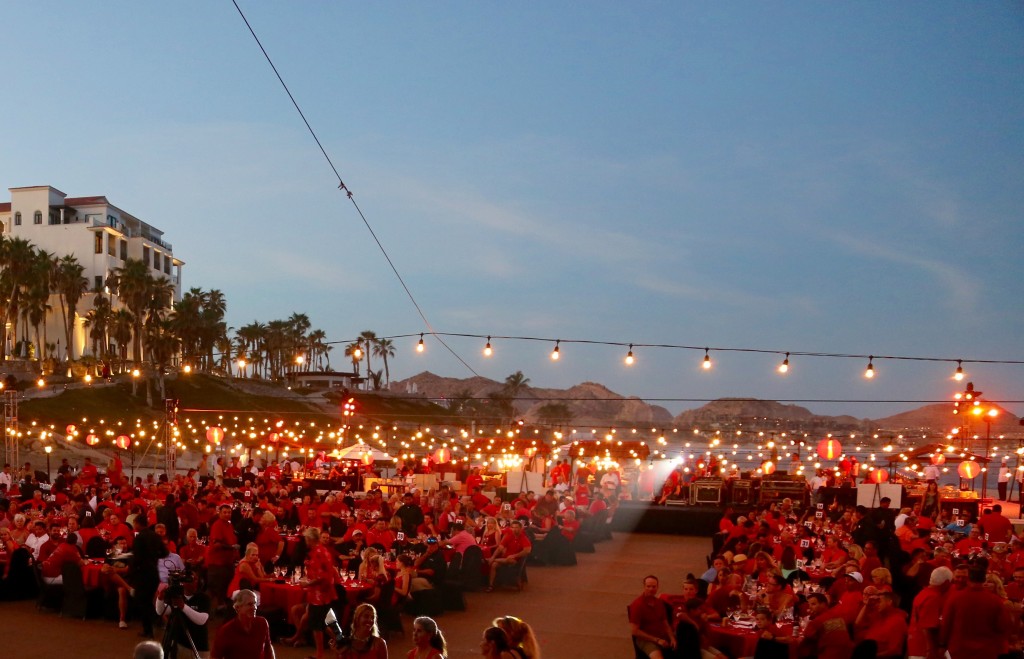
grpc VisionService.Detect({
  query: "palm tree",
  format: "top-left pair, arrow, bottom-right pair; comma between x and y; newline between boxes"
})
373,338 -> 396,389
368,369 -> 384,391
0,236 -> 39,360
110,309 -> 134,367
358,330 -> 378,389
55,255 -> 88,363
345,341 -> 363,377
146,318 -> 180,401
107,258 -> 153,365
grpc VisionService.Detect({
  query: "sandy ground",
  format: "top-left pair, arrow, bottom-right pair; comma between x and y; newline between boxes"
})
0,531 -> 709,659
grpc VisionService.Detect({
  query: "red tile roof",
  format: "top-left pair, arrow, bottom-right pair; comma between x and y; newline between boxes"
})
0,203 -> 10,212
64,196 -> 108,206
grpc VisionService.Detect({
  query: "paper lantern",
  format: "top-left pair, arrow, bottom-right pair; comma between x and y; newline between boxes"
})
206,427 -> 224,445
524,447 -> 538,458
65,424 -> 77,436
85,434 -> 100,446
434,447 -> 452,463
114,435 -> 130,450
816,438 -> 842,461
361,452 -> 374,466
762,461 -> 776,475
931,453 -> 946,466
268,432 -> 280,443
867,468 -> 889,483
958,460 -> 980,479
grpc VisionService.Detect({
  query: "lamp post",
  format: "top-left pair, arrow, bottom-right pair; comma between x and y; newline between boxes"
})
44,445 -> 52,483
973,406 -> 999,501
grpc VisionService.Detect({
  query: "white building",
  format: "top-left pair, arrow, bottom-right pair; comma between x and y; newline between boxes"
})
0,185 -> 184,360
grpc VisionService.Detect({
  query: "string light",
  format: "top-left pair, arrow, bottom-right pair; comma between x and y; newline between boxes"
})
702,348 -> 712,371
778,352 -> 790,374
954,360 -> 964,381
865,356 -> 875,379
416,334 -> 425,353
625,344 -> 635,366
483,336 -> 492,357
551,340 -> 561,361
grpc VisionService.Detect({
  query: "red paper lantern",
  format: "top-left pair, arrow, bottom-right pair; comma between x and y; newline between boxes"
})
85,434 -> 100,446
268,432 -> 280,443
762,461 -> 776,475
958,460 -> 980,479
114,435 -> 130,450
931,453 -> 946,465
868,468 -> 889,483
206,427 -> 224,445
361,452 -> 374,466
434,447 -> 452,463
816,438 -> 842,461
66,424 -> 77,436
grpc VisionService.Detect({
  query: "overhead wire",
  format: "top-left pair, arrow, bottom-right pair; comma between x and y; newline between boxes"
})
229,0 -> 478,378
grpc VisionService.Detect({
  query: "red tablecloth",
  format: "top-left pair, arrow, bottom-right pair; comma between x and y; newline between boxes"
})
259,581 -> 306,611
707,623 -> 796,659
284,536 -> 302,557
83,561 -> 106,589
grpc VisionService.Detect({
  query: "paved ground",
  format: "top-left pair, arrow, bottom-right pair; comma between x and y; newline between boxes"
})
0,531 -> 710,659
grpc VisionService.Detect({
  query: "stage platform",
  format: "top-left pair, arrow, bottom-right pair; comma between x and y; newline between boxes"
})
610,501 -> 722,537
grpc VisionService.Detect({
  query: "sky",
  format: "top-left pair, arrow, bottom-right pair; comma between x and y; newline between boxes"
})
2,2 -> 1022,419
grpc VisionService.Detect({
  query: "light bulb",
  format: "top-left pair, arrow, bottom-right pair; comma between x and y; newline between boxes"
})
416,334 -> 425,353
865,356 -> 875,379
625,344 -> 634,366
483,337 -> 492,357
702,348 -> 712,370
954,361 -> 964,381
778,353 -> 789,374
551,341 -> 560,361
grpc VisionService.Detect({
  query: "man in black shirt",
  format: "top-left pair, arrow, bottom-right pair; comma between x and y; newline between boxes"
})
394,493 -> 424,536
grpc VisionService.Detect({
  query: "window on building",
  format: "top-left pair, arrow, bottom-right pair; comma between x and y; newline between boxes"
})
120,240 -> 127,261
164,254 -> 171,274
94,275 -> 103,292
14,212 -> 21,226
143,246 -> 150,264
33,211 -> 42,225
153,250 -> 160,269
95,232 -> 103,254
107,233 -> 116,256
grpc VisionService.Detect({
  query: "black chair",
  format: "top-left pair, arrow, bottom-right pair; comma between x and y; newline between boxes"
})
0,547 -> 36,601
61,561 -> 88,619
35,564 -> 63,612
459,545 -> 484,592
406,587 -> 444,617
376,581 -> 404,639
493,557 -> 528,591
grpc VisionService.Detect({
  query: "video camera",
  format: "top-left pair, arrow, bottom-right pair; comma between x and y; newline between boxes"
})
325,608 -> 350,647
164,567 -> 195,603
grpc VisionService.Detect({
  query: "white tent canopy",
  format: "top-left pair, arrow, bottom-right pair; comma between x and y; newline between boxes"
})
331,443 -> 392,461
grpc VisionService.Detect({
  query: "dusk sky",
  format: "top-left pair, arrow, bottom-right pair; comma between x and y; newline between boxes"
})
2,2 -> 1022,419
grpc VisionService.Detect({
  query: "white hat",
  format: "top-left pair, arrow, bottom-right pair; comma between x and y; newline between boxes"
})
846,572 -> 864,583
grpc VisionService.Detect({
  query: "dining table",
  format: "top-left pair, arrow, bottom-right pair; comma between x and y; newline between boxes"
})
707,620 -> 798,659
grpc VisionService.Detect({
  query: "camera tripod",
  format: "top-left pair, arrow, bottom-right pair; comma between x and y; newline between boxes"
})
161,604 -> 201,659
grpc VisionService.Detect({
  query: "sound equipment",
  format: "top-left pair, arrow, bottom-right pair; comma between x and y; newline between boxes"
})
691,478 -> 723,505
759,477 -> 807,505
731,479 -> 752,505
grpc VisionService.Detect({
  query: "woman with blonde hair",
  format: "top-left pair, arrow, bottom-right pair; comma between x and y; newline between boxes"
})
409,616 -> 447,659
334,603 -> 388,659
492,616 -> 540,659
870,567 -> 893,592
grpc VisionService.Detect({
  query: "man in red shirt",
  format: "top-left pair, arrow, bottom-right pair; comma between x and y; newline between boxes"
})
798,592 -> 854,659
977,504 -> 1013,544
486,520 -> 532,592
207,504 -> 239,613
940,565 -> 1012,659
853,588 -> 907,658
40,533 -> 83,584
907,566 -> 952,659
302,527 -> 338,659
629,575 -> 676,658
210,589 -> 274,659
365,518 -> 395,550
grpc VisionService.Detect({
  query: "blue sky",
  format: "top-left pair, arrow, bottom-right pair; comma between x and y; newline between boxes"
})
2,2 -> 1022,418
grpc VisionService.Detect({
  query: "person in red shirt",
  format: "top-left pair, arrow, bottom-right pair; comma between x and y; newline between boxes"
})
629,575 -> 676,658
853,588 -> 907,658
40,533 -> 83,584
907,566 -> 952,659
210,589 -> 274,659
954,527 -> 984,555
78,458 -> 98,486
977,505 -> 1013,544
798,593 -> 854,659
941,565 -> 1013,659
366,518 -> 396,550
486,520 -> 532,592
301,527 -> 338,659
207,504 -> 239,613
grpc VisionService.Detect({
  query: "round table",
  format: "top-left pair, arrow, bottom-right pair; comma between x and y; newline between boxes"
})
259,581 -> 307,611
707,622 -> 796,659
82,560 -> 106,589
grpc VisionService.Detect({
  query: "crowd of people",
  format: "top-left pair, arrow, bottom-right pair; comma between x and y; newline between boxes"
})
631,494 -> 1024,659
0,454 -> 617,658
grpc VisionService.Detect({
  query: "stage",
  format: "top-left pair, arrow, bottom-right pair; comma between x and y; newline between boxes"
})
610,501 -> 723,537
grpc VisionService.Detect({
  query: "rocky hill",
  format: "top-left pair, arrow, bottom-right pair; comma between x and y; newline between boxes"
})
391,372 -> 1023,436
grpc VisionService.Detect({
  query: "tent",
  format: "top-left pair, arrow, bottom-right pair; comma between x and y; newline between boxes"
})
332,443 -> 392,462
